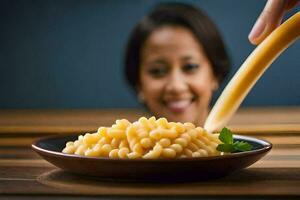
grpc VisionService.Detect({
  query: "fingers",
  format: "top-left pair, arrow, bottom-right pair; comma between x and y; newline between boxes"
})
249,0 -> 287,45
285,0 -> 300,10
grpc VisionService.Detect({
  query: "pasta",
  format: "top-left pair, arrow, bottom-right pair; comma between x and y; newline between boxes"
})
62,117 -> 222,159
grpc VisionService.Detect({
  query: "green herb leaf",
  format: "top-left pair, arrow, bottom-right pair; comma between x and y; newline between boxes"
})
218,127 -> 233,144
216,127 -> 253,153
216,143 -> 235,153
233,141 -> 253,152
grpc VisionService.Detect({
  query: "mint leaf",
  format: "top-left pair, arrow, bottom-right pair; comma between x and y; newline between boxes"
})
216,144 -> 235,153
216,127 -> 253,153
233,141 -> 253,152
218,127 -> 233,144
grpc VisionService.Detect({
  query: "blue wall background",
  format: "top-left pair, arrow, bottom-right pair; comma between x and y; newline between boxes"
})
1,0 -> 299,108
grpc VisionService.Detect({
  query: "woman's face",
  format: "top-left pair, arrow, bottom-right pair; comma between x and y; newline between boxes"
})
139,26 -> 218,126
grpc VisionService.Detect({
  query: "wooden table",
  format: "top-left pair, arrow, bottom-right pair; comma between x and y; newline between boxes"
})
1,107 -> 300,199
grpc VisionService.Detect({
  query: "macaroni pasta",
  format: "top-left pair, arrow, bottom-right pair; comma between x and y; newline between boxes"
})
62,117 -> 222,159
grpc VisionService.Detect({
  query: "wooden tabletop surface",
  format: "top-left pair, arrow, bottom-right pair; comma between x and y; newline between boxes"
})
0,107 -> 300,199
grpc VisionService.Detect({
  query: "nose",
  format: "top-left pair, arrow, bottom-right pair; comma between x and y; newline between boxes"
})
165,69 -> 188,94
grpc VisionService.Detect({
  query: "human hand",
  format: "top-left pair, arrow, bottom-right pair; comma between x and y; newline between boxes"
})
248,0 -> 300,45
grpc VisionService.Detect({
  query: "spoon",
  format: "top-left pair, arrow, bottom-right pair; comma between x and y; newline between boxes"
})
204,12 -> 300,133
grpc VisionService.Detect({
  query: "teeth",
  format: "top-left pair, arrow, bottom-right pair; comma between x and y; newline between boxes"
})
167,100 -> 191,109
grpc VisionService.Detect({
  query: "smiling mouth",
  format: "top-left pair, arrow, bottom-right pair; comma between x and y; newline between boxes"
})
163,97 -> 197,113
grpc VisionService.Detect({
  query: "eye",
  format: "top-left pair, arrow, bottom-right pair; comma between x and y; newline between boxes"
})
182,63 -> 199,73
147,66 -> 168,78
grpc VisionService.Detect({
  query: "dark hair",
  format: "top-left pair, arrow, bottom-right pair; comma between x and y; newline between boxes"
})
124,2 -> 230,91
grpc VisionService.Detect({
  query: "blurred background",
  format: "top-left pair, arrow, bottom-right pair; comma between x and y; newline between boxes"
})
0,0 -> 299,109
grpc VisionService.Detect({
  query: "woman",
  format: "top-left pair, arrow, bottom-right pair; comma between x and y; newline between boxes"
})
124,2 -> 230,126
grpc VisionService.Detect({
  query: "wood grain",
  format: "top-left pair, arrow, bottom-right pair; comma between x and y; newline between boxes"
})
1,107 -> 299,135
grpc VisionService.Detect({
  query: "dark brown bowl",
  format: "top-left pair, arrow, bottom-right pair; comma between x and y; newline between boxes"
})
32,134 -> 272,182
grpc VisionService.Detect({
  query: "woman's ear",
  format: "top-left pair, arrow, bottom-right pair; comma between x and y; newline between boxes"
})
137,89 -> 145,103
212,79 -> 219,91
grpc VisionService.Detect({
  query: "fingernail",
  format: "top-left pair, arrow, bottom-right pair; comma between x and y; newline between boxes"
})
249,17 -> 266,42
